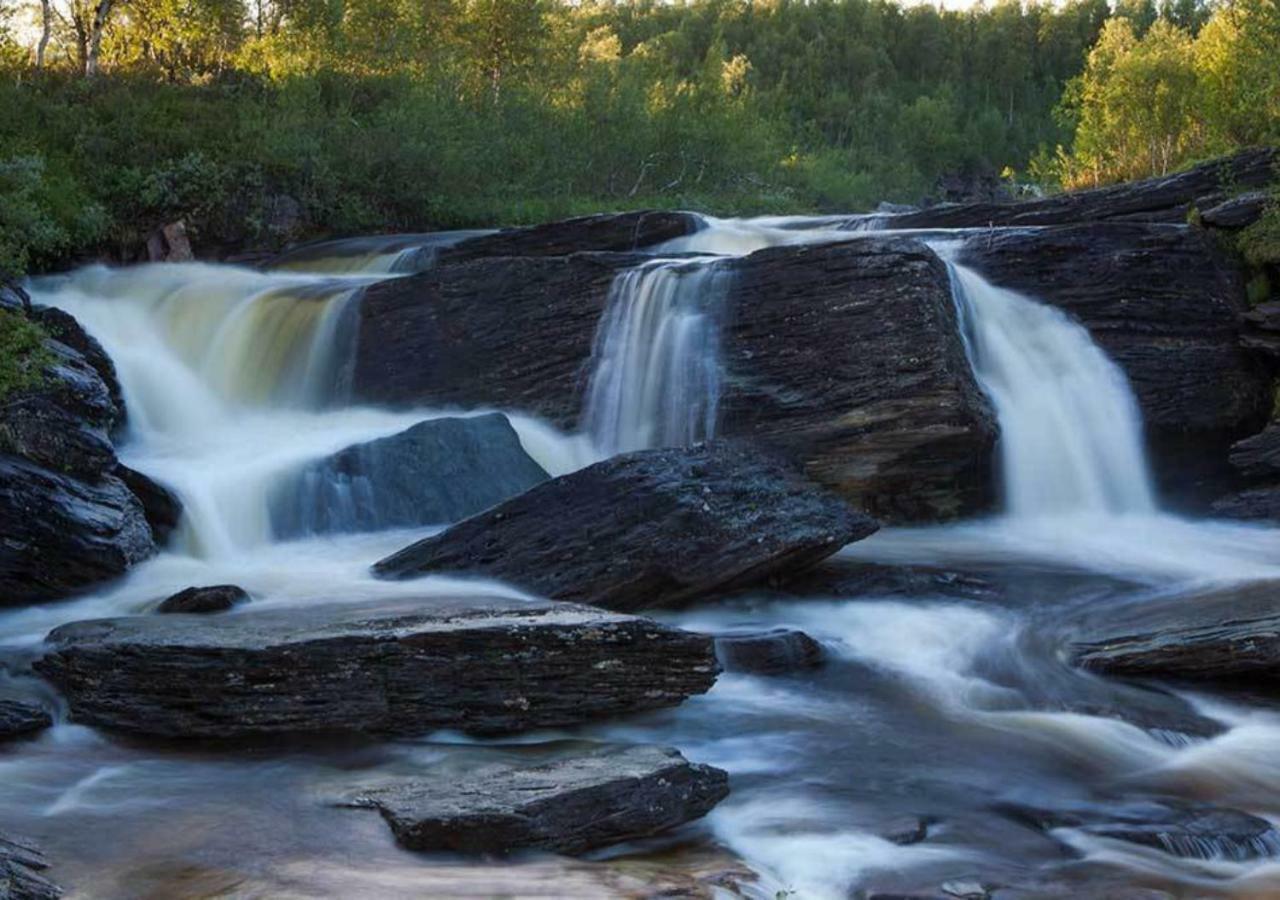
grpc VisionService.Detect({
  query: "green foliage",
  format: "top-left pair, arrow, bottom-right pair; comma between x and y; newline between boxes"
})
1238,192 -> 1280,270
0,308 -> 53,402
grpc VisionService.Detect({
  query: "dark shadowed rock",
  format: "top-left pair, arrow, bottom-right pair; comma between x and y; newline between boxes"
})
958,224 -> 1270,493
27,303 -> 125,425
0,833 -> 62,900
353,237 -> 994,522
1227,424 -> 1280,479
0,457 -> 154,607
270,413 -> 548,538
872,148 -> 1279,229
156,585 -> 249,614
343,743 -> 729,855
1213,485 -> 1280,520
373,443 -> 878,613
34,596 -> 719,739
437,211 -> 700,264
116,464 -> 183,545
0,699 -> 53,740
714,628 -> 824,675
1071,581 -> 1280,681
1201,191 -> 1271,230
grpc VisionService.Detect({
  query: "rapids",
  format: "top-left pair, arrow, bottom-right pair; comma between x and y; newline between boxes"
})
4,222 -> 1280,898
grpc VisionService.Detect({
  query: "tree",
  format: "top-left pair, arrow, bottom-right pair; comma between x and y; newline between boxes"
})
37,0 -> 53,69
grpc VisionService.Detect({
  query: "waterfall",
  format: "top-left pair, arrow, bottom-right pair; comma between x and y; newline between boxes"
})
938,250 -> 1157,517
582,259 -> 728,454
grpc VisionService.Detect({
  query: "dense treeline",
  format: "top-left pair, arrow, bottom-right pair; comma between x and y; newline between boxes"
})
0,0 -> 1276,275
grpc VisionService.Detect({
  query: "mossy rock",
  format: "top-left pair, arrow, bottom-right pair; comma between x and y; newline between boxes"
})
0,307 -> 53,402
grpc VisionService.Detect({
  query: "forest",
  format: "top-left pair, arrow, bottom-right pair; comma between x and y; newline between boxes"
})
0,0 -> 1277,275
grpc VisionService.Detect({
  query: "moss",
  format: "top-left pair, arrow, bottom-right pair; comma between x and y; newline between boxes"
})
1247,270 -> 1273,306
1237,192 -> 1280,270
0,307 -> 54,401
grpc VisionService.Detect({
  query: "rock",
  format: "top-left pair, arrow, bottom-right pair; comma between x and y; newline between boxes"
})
713,628 -> 824,675
343,743 -> 729,855
957,223 -> 1270,493
352,236 -> 995,522
1070,581 -> 1280,681
1212,484 -> 1280,520
1226,424 -> 1280,479
0,833 -> 62,900
0,699 -> 52,740
882,815 -> 934,846
1003,800 -> 1280,862
436,211 -> 701,264
270,413 -> 548,538
26,303 -> 125,425
34,596 -> 719,739
0,457 -> 154,607
1200,191 -> 1271,230
156,584 -> 248,614
146,220 -> 194,263
871,147 -> 1279,229
262,194 -> 306,243
373,443 -> 878,613
116,465 -> 183,545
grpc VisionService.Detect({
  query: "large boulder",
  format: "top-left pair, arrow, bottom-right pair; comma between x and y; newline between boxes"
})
34,596 -> 719,739
957,223 -> 1270,499
270,413 -> 548,537
342,743 -> 729,855
871,147 -> 1279,229
373,443 -> 878,613
156,584 -> 249,614
352,236 -> 996,521
1070,581 -> 1280,681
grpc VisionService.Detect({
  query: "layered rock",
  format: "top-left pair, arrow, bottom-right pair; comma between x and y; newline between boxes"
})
0,699 -> 53,741
437,211 -> 701,265
373,443 -> 877,613
116,464 -> 183,545
871,147 -> 1279,229
270,413 -> 548,537
34,596 -> 719,739
352,237 -> 996,520
957,223 -> 1270,499
0,833 -> 61,900
343,743 -> 729,855
1070,581 -> 1280,681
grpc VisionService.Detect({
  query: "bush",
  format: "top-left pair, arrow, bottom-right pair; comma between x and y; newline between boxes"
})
0,307 -> 53,401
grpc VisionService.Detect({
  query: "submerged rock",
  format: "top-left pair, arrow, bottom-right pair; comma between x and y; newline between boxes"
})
0,833 -> 62,900
156,585 -> 249,614
713,628 -> 825,675
0,699 -> 53,741
35,596 -> 719,739
343,743 -> 729,855
373,443 -> 878,613
270,413 -> 548,537
1070,581 -> 1280,681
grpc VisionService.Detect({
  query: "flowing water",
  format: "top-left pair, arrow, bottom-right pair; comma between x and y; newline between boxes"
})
4,219 -> 1280,898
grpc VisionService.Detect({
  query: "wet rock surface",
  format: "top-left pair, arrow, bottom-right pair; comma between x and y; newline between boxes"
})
373,443 -> 878,613
116,464 -> 183,545
270,413 -> 549,537
34,596 -> 720,739
437,210 -> 700,264
343,743 -> 729,855
1070,581 -> 1280,681
156,584 -> 249,614
0,699 -> 53,741
0,833 -> 61,899
713,628 -> 825,675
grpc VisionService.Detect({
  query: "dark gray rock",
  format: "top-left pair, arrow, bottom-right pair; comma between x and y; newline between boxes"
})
1227,424 -> 1280,479
343,743 -> 729,855
1201,191 -> 1271,230
958,223 -> 1270,494
870,147 -> 1279,229
156,585 -> 248,614
116,465 -> 183,545
1213,485 -> 1280,520
0,457 -> 154,607
0,699 -> 52,740
351,237 -> 996,523
0,833 -> 62,900
27,303 -> 125,425
1071,581 -> 1280,681
373,443 -> 878,614
714,628 -> 824,675
34,596 -> 719,739
437,210 -> 701,264
270,413 -> 548,538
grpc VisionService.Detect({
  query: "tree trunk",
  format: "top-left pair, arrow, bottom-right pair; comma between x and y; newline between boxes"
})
36,0 -> 52,70
85,0 -> 114,77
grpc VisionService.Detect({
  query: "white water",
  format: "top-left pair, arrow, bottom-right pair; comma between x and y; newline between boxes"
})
582,258 -> 727,454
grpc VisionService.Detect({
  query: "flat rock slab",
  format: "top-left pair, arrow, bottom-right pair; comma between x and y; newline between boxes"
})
373,443 -> 878,613
1070,581 -> 1280,681
34,597 -> 719,739
343,743 -> 729,855
0,832 -> 61,899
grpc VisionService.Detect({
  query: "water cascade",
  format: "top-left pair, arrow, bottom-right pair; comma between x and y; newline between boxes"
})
582,259 -> 729,454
